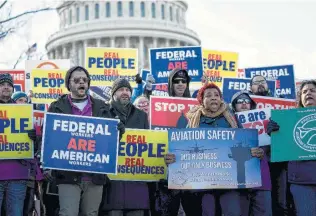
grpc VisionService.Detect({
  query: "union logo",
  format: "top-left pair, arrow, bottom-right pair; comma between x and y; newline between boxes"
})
293,113 -> 316,152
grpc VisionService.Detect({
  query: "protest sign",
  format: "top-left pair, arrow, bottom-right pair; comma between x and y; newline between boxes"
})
108,129 -> 168,181
238,69 -> 245,78
25,60 -> 70,92
89,86 -> 112,102
86,47 -> 138,87
41,113 -> 119,174
31,69 -> 67,104
236,108 -> 271,146
141,69 -> 150,85
150,46 -> 203,85
150,96 -> 199,130
168,128 -> 261,189
0,70 -> 25,92
151,84 -> 169,97
0,104 -> 33,160
250,96 -> 296,110
222,78 -> 276,103
244,65 -> 296,99
203,50 -> 238,89
271,107 -> 316,162
33,110 -> 44,136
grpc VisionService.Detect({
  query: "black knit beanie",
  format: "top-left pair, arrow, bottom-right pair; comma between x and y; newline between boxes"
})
0,73 -> 14,88
65,66 -> 91,91
111,78 -> 133,98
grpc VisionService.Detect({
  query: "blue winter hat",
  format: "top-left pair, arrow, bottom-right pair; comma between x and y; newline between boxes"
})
11,91 -> 28,102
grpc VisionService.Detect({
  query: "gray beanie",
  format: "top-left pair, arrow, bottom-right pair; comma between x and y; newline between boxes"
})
0,73 -> 14,88
111,78 -> 133,98
65,66 -> 91,91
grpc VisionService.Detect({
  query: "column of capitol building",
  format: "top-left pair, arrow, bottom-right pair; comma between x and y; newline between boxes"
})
45,0 -> 201,71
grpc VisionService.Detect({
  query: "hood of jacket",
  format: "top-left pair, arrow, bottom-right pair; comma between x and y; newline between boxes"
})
231,90 -> 256,112
167,68 -> 191,98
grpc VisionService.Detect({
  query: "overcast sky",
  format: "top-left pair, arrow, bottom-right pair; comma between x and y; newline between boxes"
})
1,0 -> 316,80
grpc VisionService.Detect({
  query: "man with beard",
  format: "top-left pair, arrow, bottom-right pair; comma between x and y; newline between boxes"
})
250,75 -> 290,216
47,66 -> 125,216
250,75 -> 273,97
101,78 -> 150,216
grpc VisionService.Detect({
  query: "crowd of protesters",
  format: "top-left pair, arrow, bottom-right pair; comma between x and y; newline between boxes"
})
0,65 -> 315,216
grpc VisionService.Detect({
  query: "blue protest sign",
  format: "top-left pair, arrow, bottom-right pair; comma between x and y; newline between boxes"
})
41,113 -> 119,174
150,46 -> 203,84
141,69 -> 150,83
151,84 -> 169,97
244,65 -> 296,99
90,86 -> 112,102
222,78 -> 276,103
168,128 -> 261,189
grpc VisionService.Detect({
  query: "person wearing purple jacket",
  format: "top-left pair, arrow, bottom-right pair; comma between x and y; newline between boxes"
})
231,90 -> 272,216
0,73 -> 37,215
268,80 -> 316,216
47,66 -> 125,216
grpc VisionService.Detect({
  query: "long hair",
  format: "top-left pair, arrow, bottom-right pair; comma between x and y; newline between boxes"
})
297,79 -> 316,108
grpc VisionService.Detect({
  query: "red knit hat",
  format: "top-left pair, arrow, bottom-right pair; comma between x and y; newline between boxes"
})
197,83 -> 222,104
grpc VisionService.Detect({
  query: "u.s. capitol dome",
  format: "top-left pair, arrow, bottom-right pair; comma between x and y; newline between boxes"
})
45,0 -> 201,70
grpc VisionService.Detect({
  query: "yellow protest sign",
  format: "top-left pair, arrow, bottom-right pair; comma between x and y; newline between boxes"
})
85,47 -> 138,87
108,129 -> 168,181
0,104 -> 33,159
31,69 -> 68,104
203,50 -> 239,89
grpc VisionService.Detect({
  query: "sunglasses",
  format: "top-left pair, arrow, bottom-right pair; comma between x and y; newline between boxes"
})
252,80 -> 267,85
236,98 -> 251,104
70,77 -> 89,84
173,79 -> 187,84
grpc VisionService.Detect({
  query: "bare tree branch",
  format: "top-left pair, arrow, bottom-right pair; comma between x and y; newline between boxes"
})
0,1 -> 7,10
0,27 -> 13,40
0,7 -> 54,25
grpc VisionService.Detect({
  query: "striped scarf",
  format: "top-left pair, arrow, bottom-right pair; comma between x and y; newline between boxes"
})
186,102 -> 238,128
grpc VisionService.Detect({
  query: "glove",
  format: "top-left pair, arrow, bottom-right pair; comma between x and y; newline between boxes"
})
27,129 -> 37,141
145,74 -> 155,91
135,73 -> 142,84
43,170 -> 55,183
115,116 -> 126,140
267,119 -> 280,136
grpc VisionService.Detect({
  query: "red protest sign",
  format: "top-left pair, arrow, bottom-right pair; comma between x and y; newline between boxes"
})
0,70 -> 25,92
251,95 -> 296,110
150,96 -> 199,130
33,111 -> 45,135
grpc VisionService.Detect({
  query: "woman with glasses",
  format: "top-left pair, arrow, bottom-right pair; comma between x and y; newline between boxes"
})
231,91 -> 272,216
133,95 -> 150,122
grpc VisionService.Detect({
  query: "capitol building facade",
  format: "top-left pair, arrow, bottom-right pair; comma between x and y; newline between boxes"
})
45,0 -> 201,70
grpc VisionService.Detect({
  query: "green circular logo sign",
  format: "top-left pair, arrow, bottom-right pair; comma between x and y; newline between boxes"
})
293,113 -> 316,152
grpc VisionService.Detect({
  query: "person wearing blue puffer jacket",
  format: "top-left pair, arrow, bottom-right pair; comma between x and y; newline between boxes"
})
268,79 -> 316,216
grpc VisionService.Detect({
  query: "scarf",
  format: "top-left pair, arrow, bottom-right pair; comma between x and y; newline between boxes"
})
186,102 -> 238,128
110,100 -> 132,122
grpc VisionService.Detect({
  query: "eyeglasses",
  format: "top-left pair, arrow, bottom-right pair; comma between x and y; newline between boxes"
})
252,80 -> 267,85
70,77 -> 89,84
236,98 -> 251,104
173,79 -> 187,84
137,102 -> 149,108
